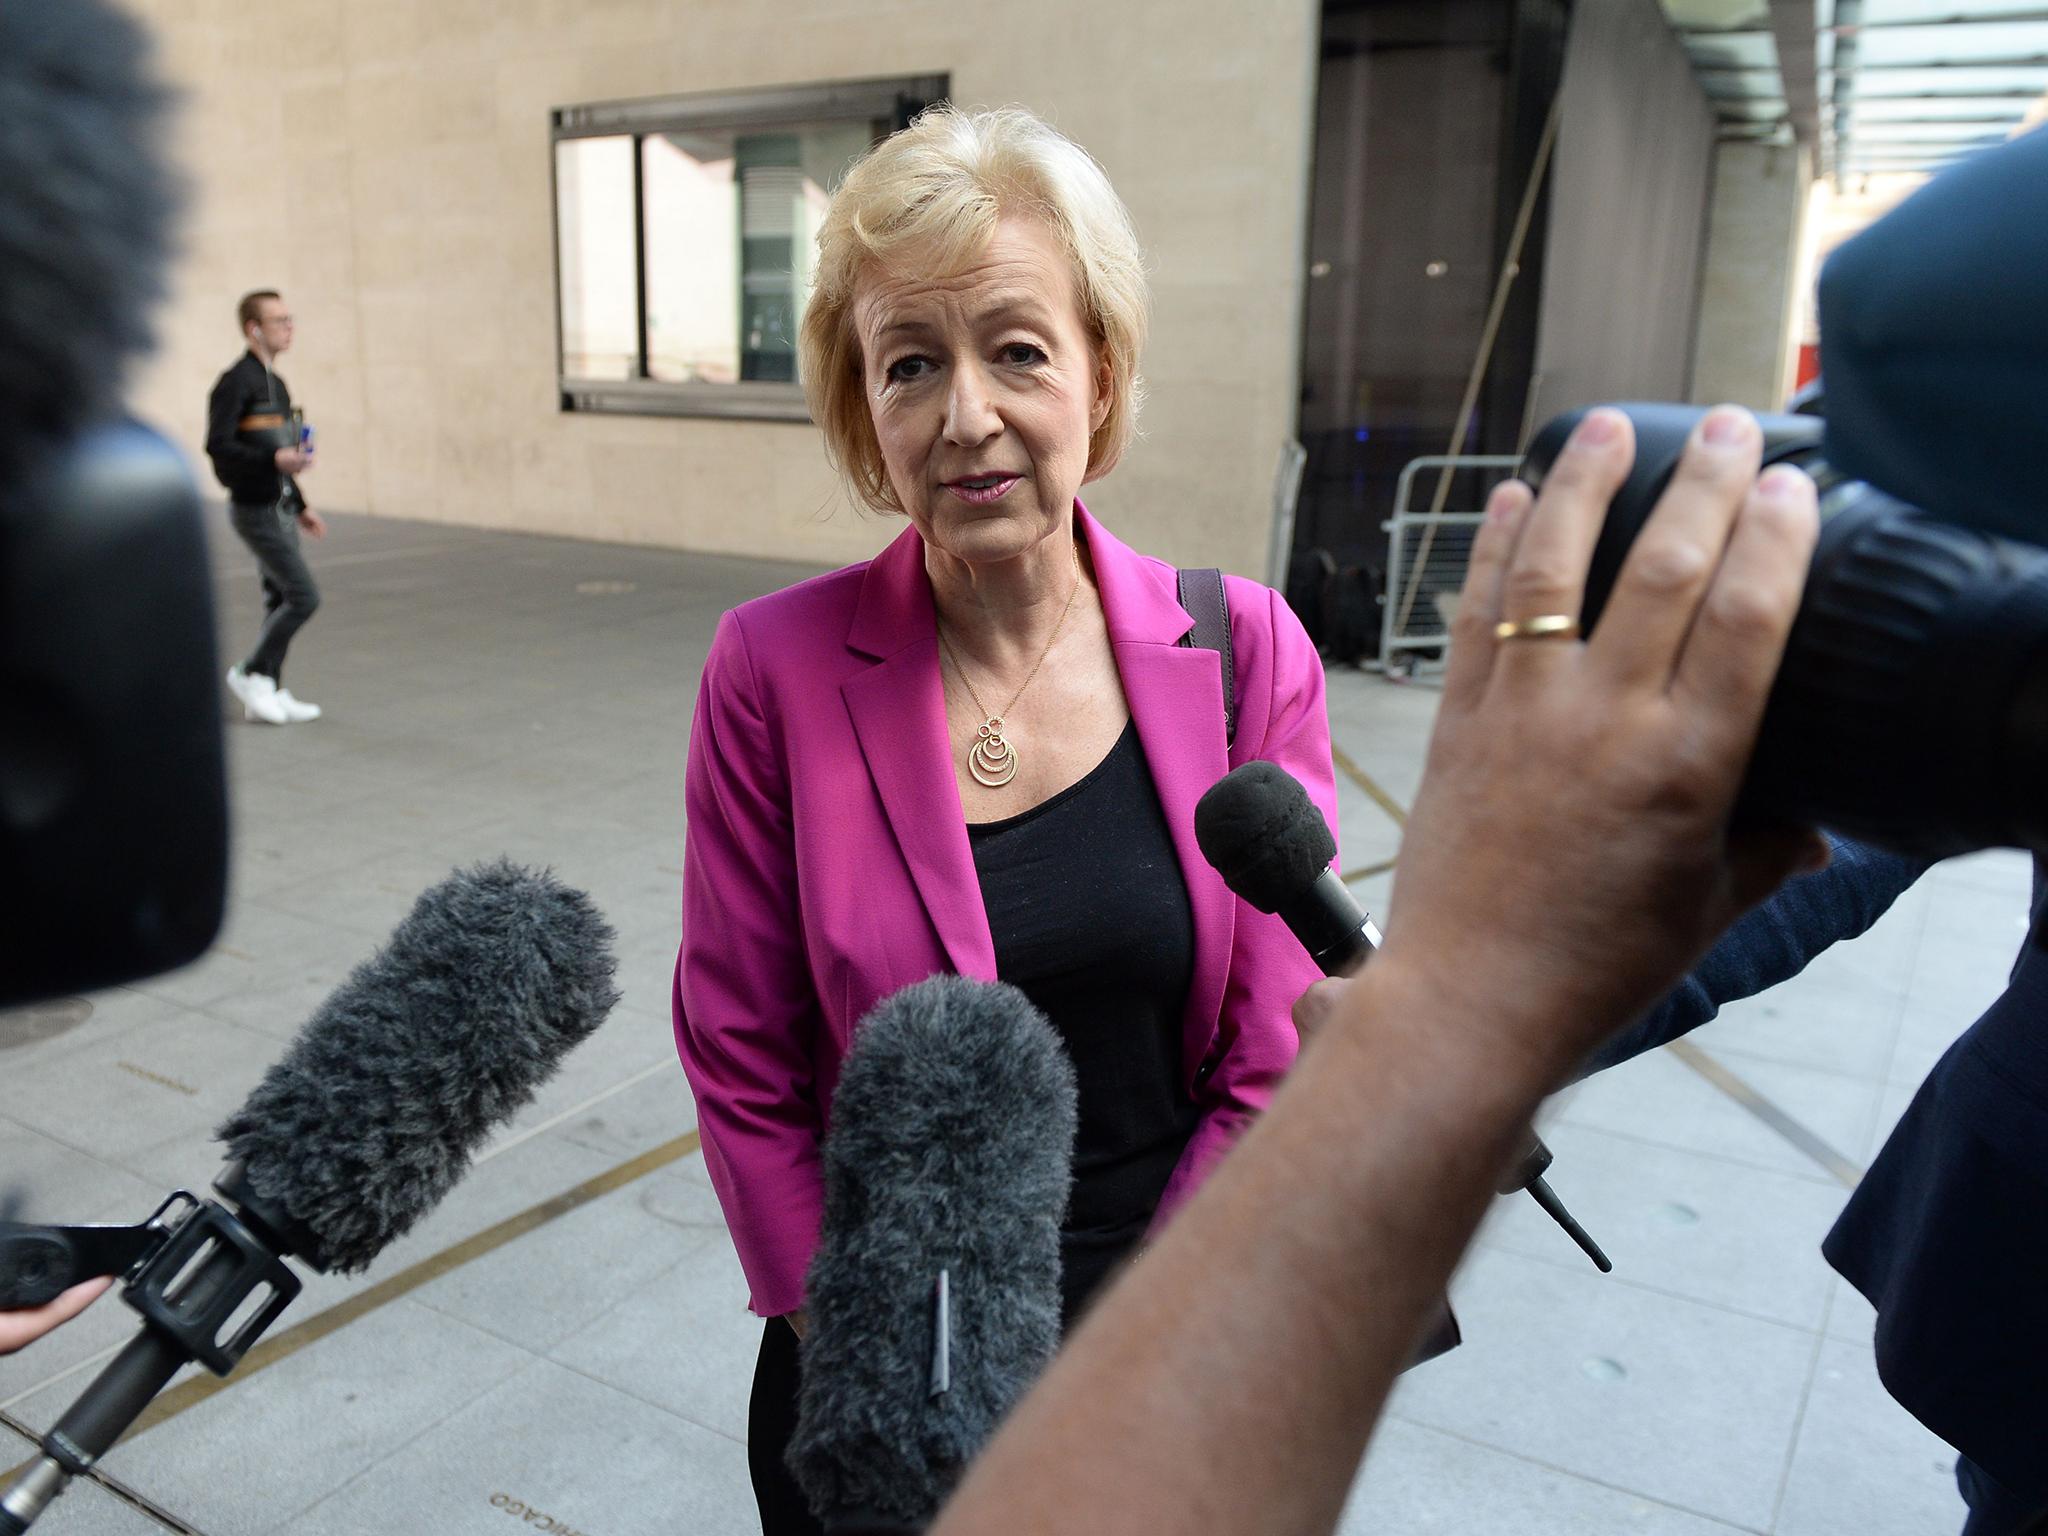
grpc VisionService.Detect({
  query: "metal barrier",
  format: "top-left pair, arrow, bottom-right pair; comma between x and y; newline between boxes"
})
1380,455 -> 1522,668
1264,439 -> 1308,592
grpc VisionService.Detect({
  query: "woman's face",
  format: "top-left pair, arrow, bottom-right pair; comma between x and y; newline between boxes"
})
852,215 -> 1111,569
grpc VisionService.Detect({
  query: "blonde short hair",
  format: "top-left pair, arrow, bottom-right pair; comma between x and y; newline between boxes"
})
799,105 -> 1150,513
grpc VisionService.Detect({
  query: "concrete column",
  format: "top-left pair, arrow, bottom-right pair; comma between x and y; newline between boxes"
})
1690,142 -> 1813,411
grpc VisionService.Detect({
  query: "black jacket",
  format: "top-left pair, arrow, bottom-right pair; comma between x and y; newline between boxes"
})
1602,847 -> 2048,1514
1822,861 -> 2048,1511
205,351 -> 296,506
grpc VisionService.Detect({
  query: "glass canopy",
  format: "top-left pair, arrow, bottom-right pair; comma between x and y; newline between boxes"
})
1660,0 -> 2048,183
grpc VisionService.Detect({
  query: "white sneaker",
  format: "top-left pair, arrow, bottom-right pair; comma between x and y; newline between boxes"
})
274,687 -> 321,722
226,665 -> 290,725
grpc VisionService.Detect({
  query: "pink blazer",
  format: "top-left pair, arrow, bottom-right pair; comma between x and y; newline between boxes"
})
673,504 -> 1338,1317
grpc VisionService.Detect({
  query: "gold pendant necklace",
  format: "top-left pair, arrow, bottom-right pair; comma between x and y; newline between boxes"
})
937,541 -> 1083,790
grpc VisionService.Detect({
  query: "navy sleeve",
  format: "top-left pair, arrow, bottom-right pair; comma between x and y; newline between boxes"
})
1582,835 -> 1932,1075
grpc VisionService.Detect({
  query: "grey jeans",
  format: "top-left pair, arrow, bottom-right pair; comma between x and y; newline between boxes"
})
228,497 -> 320,682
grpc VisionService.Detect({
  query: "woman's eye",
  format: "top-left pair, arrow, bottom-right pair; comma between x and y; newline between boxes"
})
1000,343 -> 1046,367
885,356 -> 933,384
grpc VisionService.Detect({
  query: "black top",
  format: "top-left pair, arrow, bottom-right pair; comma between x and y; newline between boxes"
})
967,719 -> 1198,1326
205,351 -> 296,506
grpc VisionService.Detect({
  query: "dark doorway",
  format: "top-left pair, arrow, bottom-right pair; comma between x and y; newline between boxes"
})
1294,0 -> 1566,572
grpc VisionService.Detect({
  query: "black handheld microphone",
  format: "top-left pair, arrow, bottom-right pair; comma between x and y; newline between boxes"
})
0,0 -> 177,496
0,860 -> 620,1534
788,976 -> 1077,1535
1193,762 -> 1611,1273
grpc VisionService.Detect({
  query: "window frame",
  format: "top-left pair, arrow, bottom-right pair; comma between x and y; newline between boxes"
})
549,75 -> 948,422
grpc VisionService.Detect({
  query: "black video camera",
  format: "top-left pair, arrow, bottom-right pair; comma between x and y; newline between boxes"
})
1521,130 -> 2048,862
0,0 -> 227,1012
1,427 -> 228,1010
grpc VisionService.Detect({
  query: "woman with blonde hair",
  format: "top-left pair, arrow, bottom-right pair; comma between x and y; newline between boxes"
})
673,105 -> 1334,1533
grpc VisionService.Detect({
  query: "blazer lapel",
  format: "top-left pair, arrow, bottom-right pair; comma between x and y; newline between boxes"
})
842,527 -> 998,981
1082,508 -> 1236,1064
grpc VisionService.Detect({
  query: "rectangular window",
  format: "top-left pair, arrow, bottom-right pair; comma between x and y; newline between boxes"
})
551,76 -> 947,421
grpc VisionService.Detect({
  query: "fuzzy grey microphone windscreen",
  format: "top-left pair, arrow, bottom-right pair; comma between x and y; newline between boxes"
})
0,0 -> 180,492
789,975 -> 1078,1531
215,860 -> 620,1273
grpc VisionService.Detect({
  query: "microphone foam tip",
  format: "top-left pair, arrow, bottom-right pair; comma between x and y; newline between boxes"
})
1194,762 -> 1336,913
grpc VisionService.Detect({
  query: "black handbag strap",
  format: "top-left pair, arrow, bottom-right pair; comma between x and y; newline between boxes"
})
1176,566 -> 1236,746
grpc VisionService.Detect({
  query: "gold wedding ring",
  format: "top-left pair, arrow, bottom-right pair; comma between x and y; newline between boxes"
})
1493,613 -> 1581,642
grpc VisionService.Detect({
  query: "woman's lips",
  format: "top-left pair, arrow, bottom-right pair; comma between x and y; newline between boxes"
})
944,475 -> 1021,506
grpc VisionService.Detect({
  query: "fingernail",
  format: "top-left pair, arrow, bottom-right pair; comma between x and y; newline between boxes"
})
1577,409 -> 1621,446
1757,464 -> 1809,498
1486,483 -> 1525,523
1702,406 -> 1752,446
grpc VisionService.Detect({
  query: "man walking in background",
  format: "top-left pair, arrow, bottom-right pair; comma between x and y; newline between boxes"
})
206,289 -> 324,724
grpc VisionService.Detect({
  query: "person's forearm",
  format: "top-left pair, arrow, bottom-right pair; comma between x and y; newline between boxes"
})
0,1277 -> 110,1356
205,396 -> 270,472
1585,836 -> 1930,1074
940,403 -> 1820,1535
933,960 -> 1560,1536
202,380 -> 278,473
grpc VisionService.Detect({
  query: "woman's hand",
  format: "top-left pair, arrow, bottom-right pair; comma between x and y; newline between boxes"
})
1368,405 -> 1824,1087
0,1276 -> 111,1357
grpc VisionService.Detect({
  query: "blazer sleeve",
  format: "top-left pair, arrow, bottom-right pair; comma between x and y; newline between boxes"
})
673,609 -> 826,1318
1154,584 -> 1333,1223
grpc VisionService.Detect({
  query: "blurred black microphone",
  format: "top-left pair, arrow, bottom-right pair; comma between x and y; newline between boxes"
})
0,0 -> 178,494
787,976 -> 1077,1535
0,861 -> 619,1534
1194,763 -> 1611,1275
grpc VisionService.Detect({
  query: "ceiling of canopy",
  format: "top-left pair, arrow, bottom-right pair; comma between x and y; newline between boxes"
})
1658,0 -> 2048,184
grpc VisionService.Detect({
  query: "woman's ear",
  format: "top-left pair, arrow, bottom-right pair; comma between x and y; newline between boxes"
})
1089,347 -> 1114,434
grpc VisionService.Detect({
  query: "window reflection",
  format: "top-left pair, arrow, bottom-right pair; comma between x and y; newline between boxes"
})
552,81 -> 943,417
555,136 -> 638,381
642,123 -> 868,385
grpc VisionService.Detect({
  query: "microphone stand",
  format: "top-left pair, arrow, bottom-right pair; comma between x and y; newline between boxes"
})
0,1167 -> 306,1533
1291,871 -> 1611,1273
